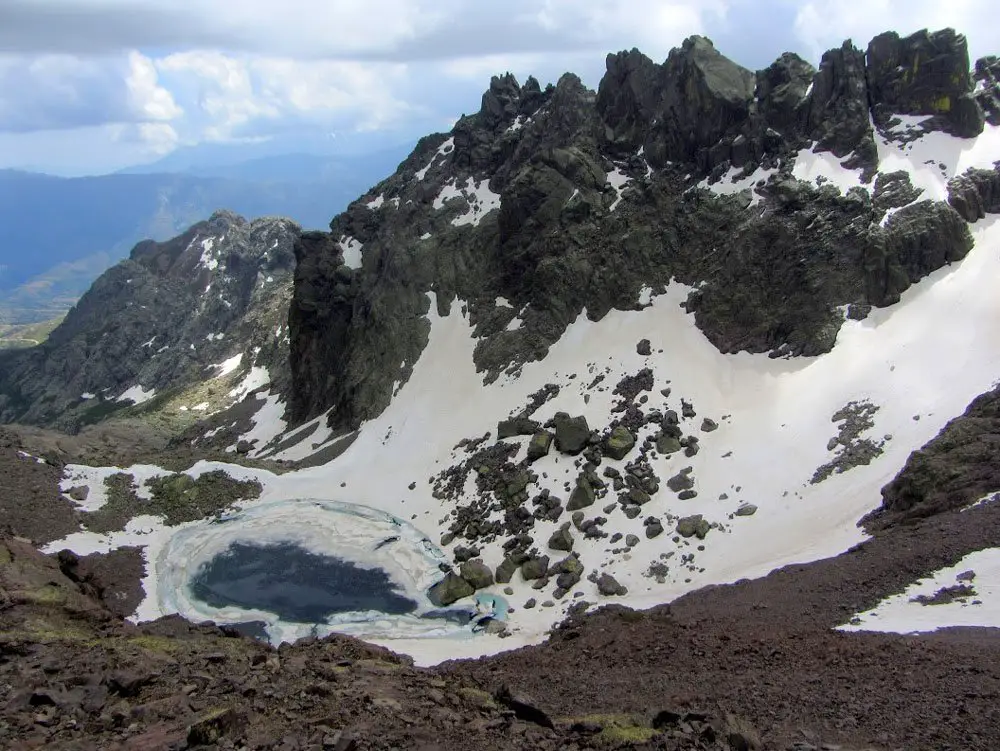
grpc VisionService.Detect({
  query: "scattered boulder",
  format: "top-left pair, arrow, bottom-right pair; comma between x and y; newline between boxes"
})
644,516 -> 664,538
735,504 -> 758,517
636,338 -> 652,356
667,469 -> 695,493
700,417 -> 718,432
428,573 -> 475,606
656,433 -> 682,455
67,485 -> 90,502
548,524 -> 575,551
553,413 -> 590,455
498,416 -> 541,440
597,573 -> 627,596
495,557 -> 518,584
526,431 -> 554,462
460,559 -> 495,589
603,426 -> 636,460
520,556 -> 550,581
625,534 -> 640,547
677,514 -> 711,539
566,476 -> 596,511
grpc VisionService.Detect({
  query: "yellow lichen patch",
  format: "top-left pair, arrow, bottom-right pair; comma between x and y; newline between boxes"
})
933,95 -> 952,113
127,634 -> 183,655
22,584 -> 68,605
0,546 -> 12,565
456,686 -> 497,710
558,714 -> 659,747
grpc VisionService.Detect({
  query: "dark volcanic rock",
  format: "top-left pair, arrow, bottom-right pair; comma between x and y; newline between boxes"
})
553,414 -> 590,455
806,40 -> 874,159
866,28 -> 984,138
428,573 -> 475,606
525,431 -> 554,462
948,166 -> 1000,221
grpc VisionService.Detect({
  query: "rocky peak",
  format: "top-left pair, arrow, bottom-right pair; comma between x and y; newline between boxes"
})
755,52 -> 815,134
806,40 -> 874,160
866,28 -> 984,137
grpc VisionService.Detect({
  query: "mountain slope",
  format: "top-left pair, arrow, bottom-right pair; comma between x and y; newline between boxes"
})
0,211 -> 298,432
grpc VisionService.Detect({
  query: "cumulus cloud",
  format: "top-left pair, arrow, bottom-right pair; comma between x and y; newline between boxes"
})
791,0 -> 999,61
0,50 -> 178,132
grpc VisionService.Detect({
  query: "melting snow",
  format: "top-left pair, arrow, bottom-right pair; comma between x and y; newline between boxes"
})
365,194 -> 385,210
229,366 -> 270,401
80,392 -> 95,400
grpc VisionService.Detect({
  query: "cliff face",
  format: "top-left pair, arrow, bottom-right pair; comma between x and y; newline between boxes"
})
288,28 -> 992,432
0,211 -> 299,431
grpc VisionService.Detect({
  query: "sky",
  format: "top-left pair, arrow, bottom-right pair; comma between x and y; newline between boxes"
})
0,0 -> 998,176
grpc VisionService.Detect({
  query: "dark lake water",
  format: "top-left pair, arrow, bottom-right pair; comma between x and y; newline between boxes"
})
190,541 -> 419,623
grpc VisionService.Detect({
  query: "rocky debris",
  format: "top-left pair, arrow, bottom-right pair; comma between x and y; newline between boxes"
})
812,400 -> 885,483
869,383 -> 1000,527
521,556 -> 550,581
644,516 -> 664,538
552,413 -> 590,455
548,524 -> 575,551
700,418 -> 718,432
550,554 -> 584,590
566,476 -> 597,511
636,339 -> 652,356
497,416 -> 540,439
495,557 -> 518,584
459,559 -> 495,590
867,29 -> 984,138
677,515 -> 712,539
597,573 -> 628,596
948,166 -> 1000,221
667,467 -> 696,493
735,504 -> 758,517
911,583 -> 977,605
428,573 -> 475,606
603,425 -> 636,460
626,534 -> 640,547
525,431 -> 553,462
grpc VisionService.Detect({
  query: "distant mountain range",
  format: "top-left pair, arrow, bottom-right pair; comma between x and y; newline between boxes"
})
0,144 -> 411,324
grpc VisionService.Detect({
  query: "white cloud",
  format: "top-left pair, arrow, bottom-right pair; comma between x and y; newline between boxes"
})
125,51 -> 182,121
792,0 -> 999,62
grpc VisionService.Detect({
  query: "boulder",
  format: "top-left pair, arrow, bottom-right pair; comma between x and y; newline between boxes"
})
700,418 -> 718,432
67,485 -> 89,502
520,556 -> 550,581
526,431 -> 554,462
597,573 -> 627,596
603,426 -> 636,461
735,504 -> 758,517
495,557 -> 519,584
553,413 -> 591,454
460,559 -> 495,589
566,476 -> 596,511
667,470 -> 695,493
625,534 -> 640,547
428,573 -> 475,606
656,433 -> 682,455
498,416 -> 541,440
548,525 -> 575,551
677,514 -> 711,539
636,339 -> 652,356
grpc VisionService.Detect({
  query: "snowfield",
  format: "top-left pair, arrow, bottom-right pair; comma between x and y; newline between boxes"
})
44,122 -> 1000,666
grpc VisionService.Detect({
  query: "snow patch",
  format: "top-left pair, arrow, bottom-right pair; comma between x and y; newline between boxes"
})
697,165 -> 777,206
117,385 -> 156,405
198,237 -> 218,271
792,147 -> 866,193
212,353 -> 243,378
606,168 -> 632,211
839,547 -> 1000,634
365,194 -> 385,210
339,236 -> 363,269
229,366 -> 270,401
